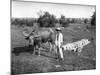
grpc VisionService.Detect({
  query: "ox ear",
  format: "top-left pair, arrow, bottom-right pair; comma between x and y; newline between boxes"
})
49,28 -> 54,33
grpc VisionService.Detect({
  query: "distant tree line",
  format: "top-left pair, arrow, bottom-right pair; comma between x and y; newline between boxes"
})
11,11 -> 92,27
11,18 -> 37,26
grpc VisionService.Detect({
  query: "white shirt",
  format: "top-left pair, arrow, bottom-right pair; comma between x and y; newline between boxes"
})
55,32 -> 63,47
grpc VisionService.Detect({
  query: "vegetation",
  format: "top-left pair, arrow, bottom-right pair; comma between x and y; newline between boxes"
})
11,18 -> 37,27
59,15 -> 69,27
91,12 -> 96,26
37,12 -> 57,27
11,11 -> 91,27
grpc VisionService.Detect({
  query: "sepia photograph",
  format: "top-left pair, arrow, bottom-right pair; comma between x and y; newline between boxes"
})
11,0 -> 96,75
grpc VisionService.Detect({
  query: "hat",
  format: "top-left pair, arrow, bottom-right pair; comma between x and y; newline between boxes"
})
56,27 -> 61,31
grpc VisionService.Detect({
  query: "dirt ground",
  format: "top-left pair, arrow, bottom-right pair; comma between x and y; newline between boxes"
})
11,24 -> 96,75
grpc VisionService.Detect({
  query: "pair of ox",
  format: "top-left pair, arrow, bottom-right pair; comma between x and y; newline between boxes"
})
23,28 -> 56,56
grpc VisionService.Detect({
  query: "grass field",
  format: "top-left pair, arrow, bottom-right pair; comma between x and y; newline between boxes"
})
11,24 -> 96,75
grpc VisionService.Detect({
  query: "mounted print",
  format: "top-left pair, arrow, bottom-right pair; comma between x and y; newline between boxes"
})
11,0 -> 96,75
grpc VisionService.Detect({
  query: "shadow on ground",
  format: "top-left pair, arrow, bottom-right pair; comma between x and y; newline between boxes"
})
12,46 -> 34,55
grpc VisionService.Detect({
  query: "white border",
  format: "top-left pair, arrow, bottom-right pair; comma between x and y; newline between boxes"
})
0,0 -> 98,75
19,0 -> 96,5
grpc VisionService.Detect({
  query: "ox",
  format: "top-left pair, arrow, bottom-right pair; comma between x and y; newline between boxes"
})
23,28 -> 56,56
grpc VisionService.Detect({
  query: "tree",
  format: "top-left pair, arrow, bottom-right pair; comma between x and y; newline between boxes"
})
84,18 -> 88,24
91,12 -> 96,26
59,15 -> 69,27
37,11 -> 57,27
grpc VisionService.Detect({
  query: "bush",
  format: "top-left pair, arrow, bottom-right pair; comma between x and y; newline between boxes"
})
11,18 -> 37,27
37,11 -> 57,27
91,12 -> 96,26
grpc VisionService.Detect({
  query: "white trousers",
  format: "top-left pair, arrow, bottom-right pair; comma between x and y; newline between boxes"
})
59,46 -> 64,59
56,43 -> 64,59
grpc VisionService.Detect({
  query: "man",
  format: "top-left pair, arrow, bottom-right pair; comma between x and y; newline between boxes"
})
55,27 -> 64,61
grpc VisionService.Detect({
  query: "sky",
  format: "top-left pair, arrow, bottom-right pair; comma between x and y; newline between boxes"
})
12,0 -> 95,18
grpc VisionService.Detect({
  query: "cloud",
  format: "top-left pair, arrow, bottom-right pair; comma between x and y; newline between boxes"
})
12,0 -> 95,18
